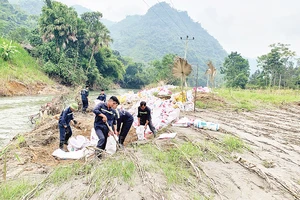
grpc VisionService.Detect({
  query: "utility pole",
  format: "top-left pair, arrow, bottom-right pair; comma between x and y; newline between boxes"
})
194,64 -> 198,112
180,35 -> 194,87
180,35 -> 194,60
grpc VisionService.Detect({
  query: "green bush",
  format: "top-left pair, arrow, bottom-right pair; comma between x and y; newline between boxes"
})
0,40 -> 19,61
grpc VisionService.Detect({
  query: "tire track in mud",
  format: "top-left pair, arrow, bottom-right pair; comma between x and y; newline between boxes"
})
280,105 -> 300,115
238,112 -> 300,150
253,109 -> 300,121
224,116 -> 299,163
241,111 -> 299,132
188,110 -> 300,168
231,111 -> 300,152
192,110 -> 300,153
186,109 -> 300,198
184,109 -> 300,199
175,127 -> 297,200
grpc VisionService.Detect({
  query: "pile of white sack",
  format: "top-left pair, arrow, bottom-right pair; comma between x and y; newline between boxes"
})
52,85 -> 209,159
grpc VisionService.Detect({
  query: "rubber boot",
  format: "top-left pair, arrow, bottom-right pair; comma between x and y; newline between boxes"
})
59,141 -> 64,150
119,136 -> 125,150
64,132 -> 72,145
153,131 -> 157,138
95,149 -> 102,159
119,136 -> 125,145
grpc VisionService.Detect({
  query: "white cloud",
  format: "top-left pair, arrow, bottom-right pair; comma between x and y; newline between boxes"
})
57,0 -> 300,58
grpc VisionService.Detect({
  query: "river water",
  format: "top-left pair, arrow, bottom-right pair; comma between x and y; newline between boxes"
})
0,89 -> 137,148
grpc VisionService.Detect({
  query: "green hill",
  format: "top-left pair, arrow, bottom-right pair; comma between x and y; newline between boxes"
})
109,2 -> 228,71
0,0 -> 36,36
71,4 -> 93,16
0,37 -> 53,96
8,0 -> 44,15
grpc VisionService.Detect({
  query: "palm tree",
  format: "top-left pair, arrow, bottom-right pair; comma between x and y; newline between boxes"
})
100,28 -> 113,47
39,0 -> 78,52
81,12 -> 108,72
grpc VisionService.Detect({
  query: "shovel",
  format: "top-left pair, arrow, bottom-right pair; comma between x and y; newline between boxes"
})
105,122 -> 121,149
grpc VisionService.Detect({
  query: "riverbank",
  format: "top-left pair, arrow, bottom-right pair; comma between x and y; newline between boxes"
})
1,88 -> 300,199
0,80 -> 70,97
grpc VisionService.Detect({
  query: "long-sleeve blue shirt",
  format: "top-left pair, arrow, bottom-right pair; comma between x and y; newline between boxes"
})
97,93 -> 106,102
116,109 -> 133,132
93,102 -> 117,127
58,107 -> 74,127
81,89 -> 89,101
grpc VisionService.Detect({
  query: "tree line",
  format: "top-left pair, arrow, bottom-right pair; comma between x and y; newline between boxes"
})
2,0 -> 299,90
221,43 -> 299,89
0,0 -> 183,89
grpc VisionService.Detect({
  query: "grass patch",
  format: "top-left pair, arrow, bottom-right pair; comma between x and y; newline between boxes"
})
92,156 -> 135,184
215,88 -> 300,110
49,162 -> 87,184
234,100 -> 256,111
0,38 -> 53,85
49,157 -> 135,185
86,156 -> 136,195
262,160 -> 275,168
16,135 -> 26,148
195,100 -> 224,109
222,135 -> 245,152
197,141 -> 223,161
141,142 -> 203,185
0,179 -> 36,200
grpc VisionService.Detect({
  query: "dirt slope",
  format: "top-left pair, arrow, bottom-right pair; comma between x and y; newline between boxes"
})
0,101 -> 300,199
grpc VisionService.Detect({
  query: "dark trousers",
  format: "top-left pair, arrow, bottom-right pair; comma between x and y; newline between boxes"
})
119,120 -> 133,144
141,120 -> 156,134
82,99 -> 88,111
59,124 -> 72,142
95,125 -> 109,150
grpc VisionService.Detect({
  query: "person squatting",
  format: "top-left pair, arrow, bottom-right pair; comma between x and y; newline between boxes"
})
137,101 -> 156,137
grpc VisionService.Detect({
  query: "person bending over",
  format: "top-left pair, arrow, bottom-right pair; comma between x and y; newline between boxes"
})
93,96 -> 120,158
58,103 -> 78,150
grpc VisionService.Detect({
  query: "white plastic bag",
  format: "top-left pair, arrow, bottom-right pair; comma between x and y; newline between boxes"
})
67,135 -> 87,152
90,128 -> 98,146
136,126 -> 145,140
105,135 -> 117,155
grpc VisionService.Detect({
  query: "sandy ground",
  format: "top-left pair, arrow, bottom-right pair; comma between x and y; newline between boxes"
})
0,80 -> 69,96
0,96 -> 300,200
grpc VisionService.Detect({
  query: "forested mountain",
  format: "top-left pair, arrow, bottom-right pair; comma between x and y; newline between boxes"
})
0,0 -> 36,36
8,0 -> 44,15
109,2 -> 227,71
101,19 -> 116,29
71,4 -> 93,16
8,0 -> 95,17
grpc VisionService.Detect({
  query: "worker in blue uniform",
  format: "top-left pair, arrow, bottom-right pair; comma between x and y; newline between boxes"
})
81,85 -> 89,113
93,96 -> 120,158
116,107 -> 134,148
97,89 -> 106,102
58,103 -> 78,150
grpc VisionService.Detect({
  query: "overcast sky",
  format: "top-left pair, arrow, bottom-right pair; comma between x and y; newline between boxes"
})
58,0 -> 299,58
